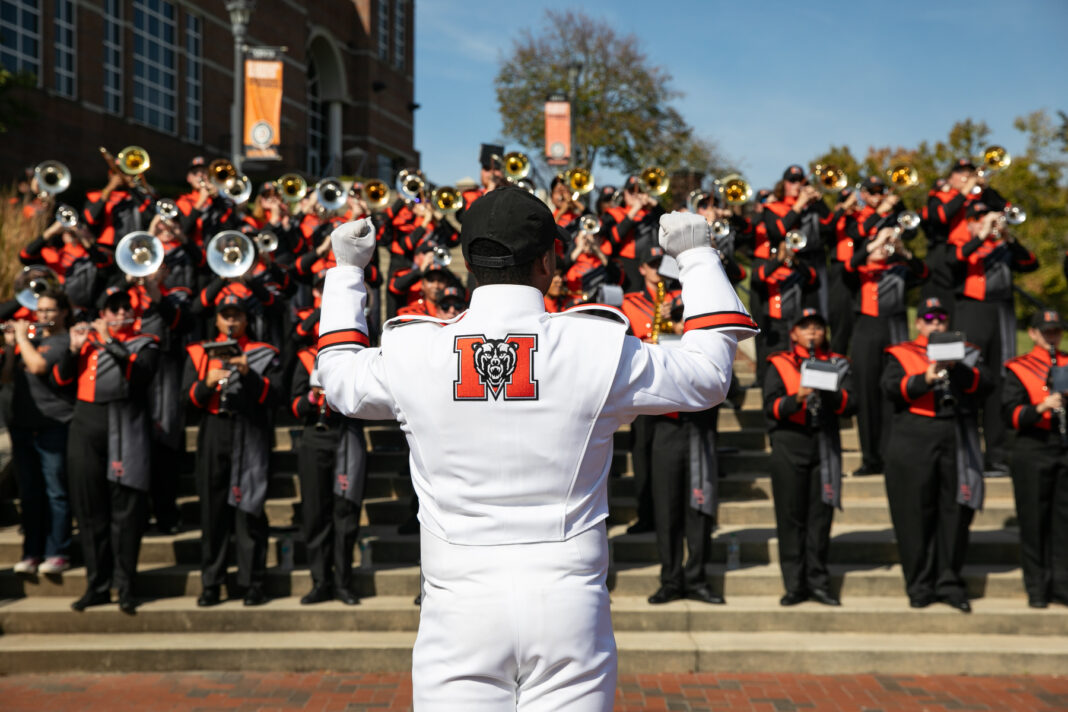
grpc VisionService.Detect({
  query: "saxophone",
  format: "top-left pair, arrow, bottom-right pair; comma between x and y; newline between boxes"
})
650,281 -> 666,345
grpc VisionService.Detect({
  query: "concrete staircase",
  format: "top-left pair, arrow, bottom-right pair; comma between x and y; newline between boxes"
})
1,358 -> 1064,675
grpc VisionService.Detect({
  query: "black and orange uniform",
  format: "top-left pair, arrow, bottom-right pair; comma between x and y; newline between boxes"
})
827,203 -> 872,354
922,183 -> 1009,308
396,296 -> 445,318
297,246 -> 382,340
174,191 -> 239,248
752,258 -> 819,383
601,203 -> 665,290
52,328 -> 160,601
950,233 -> 1038,468
159,236 -> 205,293
183,333 -> 281,594
764,343 -> 854,598
845,243 -> 929,474
762,195 -> 842,316
19,234 -> 113,309
291,345 -> 365,597
882,334 -> 990,604
1003,345 -> 1068,605
83,187 -> 152,250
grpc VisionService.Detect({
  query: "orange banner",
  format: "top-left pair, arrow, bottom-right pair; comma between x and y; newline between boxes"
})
544,99 -> 571,167
244,55 -> 283,160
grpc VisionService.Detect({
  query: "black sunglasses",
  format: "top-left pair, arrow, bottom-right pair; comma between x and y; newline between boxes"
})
921,312 -> 948,323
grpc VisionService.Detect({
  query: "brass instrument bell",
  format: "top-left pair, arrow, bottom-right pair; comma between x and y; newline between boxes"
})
116,231 -> 164,278
156,198 -> 180,222
500,152 -> 531,181
314,178 -> 347,212
721,175 -> 753,204
638,166 -> 668,196
254,232 -> 279,253
116,146 -> 151,176
813,164 -> 847,191
431,186 -> 463,214
886,164 -> 918,189
565,167 -> 594,198
14,265 -> 60,311
362,179 -> 392,210
206,231 -> 256,278
277,173 -> 308,203
34,161 -> 71,196
686,189 -> 708,213
55,204 -> 78,228
579,214 -> 600,234
208,159 -> 237,188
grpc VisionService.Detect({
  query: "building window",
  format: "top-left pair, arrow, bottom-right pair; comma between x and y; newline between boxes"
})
393,0 -> 405,70
306,60 -> 324,176
0,0 -> 40,78
103,0 -> 122,114
376,0 -> 389,61
185,13 -> 202,143
53,0 -> 75,97
132,0 -> 177,134
376,154 -> 392,181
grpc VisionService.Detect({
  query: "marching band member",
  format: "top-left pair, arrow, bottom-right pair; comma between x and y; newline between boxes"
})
601,176 -> 664,290
882,298 -> 991,611
184,294 -> 282,607
390,246 -> 458,317
19,216 -> 113,310
53,288 -> 161,612
83,163 -> 153,251
764,309 -> 854,607
751,238 -> 820,382
1003,310 -> 1068,608
828,185 -> 864,354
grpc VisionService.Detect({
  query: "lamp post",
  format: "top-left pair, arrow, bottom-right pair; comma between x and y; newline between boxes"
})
225,0 -> 254,171
567,61 -> 582,168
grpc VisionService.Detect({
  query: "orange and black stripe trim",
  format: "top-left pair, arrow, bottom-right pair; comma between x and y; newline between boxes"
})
317,328 -> 370,352
683,311 -> 759,333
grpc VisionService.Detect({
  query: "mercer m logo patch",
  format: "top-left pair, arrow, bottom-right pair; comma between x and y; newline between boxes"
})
454,334 -> 538,401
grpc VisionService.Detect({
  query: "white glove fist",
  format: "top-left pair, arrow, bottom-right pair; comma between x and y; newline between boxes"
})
330,218 -> 376,268
658,211 -> 711,258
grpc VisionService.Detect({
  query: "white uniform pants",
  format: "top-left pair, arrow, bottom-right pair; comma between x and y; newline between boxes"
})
412,523 -> 616,711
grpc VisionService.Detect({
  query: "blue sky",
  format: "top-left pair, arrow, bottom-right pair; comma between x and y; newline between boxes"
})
413,0 -> 1067,192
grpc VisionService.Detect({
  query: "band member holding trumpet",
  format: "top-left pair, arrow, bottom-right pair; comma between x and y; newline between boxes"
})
752,233 -> 820,381
950,202 -> 1038,473
1002,310 -> 1068,608
83,149 -> 153,250
184,294 -> 282,607
764,309 -> 854,606
19,213 -> 113,309
601,175 -> 665,290
291,336 -> 364,606
390,244 -> 458,317
2,289 -> 75,576
882,298 -> 990,611
53,288 -> 161,613
550,174 -> 589,234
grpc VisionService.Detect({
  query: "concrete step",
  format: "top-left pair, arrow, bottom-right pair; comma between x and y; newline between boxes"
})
0,561 -> 1028,600
709,498 -> 1018,529
1,595 -> 1061,637
1,628 -> 1064,675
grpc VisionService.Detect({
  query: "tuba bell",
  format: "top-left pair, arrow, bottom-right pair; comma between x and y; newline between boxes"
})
638,166 -> 668,196
813,164 -> 847,191
34,161 -> 71,197
14,265 -> 60,311
431,186 -> 463,214
276,173 -> 308,203
116,231 -> 164,278
314,178 -> 347,212
206,230 -> 256,278
886,164 -> 918,189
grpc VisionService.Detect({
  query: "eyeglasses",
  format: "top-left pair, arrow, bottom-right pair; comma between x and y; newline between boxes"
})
921,312 -> 948,323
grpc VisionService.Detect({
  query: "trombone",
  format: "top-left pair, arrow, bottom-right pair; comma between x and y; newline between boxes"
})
99,146 -> 155,196
564,167 -> 594,202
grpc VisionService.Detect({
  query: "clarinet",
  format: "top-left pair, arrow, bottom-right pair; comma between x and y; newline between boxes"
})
217,326 -> 234,417
315,397 -> 329,432
1047,343 -> 1068,448
806,339 -> 821,423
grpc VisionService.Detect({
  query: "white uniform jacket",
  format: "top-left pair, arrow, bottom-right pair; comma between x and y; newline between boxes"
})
317,246 -> 757,546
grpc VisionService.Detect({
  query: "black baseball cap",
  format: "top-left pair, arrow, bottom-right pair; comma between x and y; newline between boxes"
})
97,286 -> 132,312
461,186 -> 565,268
440,285 -> 466,307
783,165 -> 806,182
792,307 -> 826,328
1031,310 -> 1066,330
965,201 -> 993,219
216,292 -> 248,312
919,297 -> 949,316
950,158 -> 976,174
188,156 -> 207,171
860,176 -> 887,192
639,243 -> 666,265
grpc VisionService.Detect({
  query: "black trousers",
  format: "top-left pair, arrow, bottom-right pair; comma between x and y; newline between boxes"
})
68,402 -> 147,596
297,427 -> 363,590
750,287 -> 769,385
769,430 -> 833,594
629,415 -> 655,528
954,298 -> 1008,466
850,314 -> 894,471
651,417 -> 712,590
1010,441 -> 1068,602
195,414 -> 268,589
920,243 -> 957,317
827,262 -> 855,355
884,416 -> 975,600
149,442 -> 181,530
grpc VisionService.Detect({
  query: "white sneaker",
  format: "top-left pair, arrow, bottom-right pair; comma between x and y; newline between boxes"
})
37,556 -> 70,574
13,557 -> 41,574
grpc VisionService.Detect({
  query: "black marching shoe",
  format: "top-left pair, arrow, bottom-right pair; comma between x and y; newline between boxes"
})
71,590 -> 110,612
851,464 -> 882,477
336,588 -> 361,606
1028,597 -> 1049,609
118,590 -> 137,615
909,594 -> 934,609
196,586 -> 221,607
243,584 -> 268,607
940,595 -> 972,613
809,589 -> 841,606
625,520 -> 655,535
647,586 -> 684,605
686,584 -> 725,605
985,462 -> 1010,477
300,582 -> 334,605
779,591 -> 808,606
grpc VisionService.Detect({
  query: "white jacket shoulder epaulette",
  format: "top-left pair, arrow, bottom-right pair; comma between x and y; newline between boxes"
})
548,303 -> 628,327
383,311 -> 468,331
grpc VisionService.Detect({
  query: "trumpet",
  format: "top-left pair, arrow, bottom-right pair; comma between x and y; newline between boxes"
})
209,159 -> 237,189
55,204 -> 79,228
711,220 -> 732,239
565,167 -> 594,201
498,152 -> 531,182
813,164 -> 847,192
784,230 -> 808,252
254,232 -> 279,254
638,166 -> 668,197
976,145 -> 1011,183
362,179 -> 392,210
897,210 -> 921,231
686,189 -> 708,213
397,169 -> 425,203
206,230 -> 256,278
276,173 -> 308,203
720,175 -> 753,205
34,161 -> 71,198
220,174 -> 252,205
430,186 -> 463,214
314,178 -> 347,213
1002,205 -> 1027,225
515,177 -> 537,194
579,214 -> 600,235
156,198 -> 179,222
116,231 -> 164,278
886,164 -> 918,189
14,265 -> 60,311
428,241 -> 452,266
116,146 -> 151,175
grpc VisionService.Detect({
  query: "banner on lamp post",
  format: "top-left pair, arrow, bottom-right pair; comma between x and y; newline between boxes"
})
243,46 -> 284,161
544,96 -> 570,167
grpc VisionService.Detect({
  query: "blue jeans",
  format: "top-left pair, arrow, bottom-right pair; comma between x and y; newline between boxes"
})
11,425 -> 72,559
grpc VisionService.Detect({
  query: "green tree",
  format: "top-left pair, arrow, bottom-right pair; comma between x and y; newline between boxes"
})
494,10 -> 725,175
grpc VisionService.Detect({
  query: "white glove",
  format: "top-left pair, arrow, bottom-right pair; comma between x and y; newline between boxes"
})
658,211 -> 711,258
330,218 -> 376,268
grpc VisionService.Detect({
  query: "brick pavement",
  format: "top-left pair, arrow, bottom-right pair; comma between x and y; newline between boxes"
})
2,672 -> 1066,711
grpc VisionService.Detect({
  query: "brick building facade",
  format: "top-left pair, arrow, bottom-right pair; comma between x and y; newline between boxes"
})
1,0 -> 416,190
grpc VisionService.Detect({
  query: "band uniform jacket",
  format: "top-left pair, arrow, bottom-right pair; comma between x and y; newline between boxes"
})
316,246 -> 758,546
1003,346 -> 1068,451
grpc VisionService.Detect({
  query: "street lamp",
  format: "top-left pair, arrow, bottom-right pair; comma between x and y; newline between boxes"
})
226,0 -> 255,171
567,61 -> 582,168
